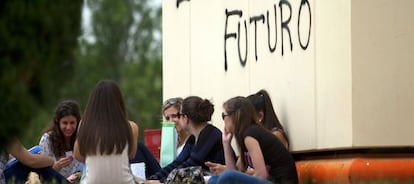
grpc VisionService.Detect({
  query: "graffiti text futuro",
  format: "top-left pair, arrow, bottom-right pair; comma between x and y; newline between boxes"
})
224,0 -> 312,71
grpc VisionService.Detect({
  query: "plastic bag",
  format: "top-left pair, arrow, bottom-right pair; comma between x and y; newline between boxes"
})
159,121 -> 177,167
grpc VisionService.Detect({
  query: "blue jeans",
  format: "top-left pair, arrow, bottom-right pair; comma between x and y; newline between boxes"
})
4,163 -> 69,184
208,170 -> 273,184
4,145 -> 69,183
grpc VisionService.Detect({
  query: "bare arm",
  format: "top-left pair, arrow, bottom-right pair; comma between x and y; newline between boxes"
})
235,157 -> 244,171
7,140 -> 54,168
73,140 -> 84,163
272,130 -> 288,149
222,127 -> 237,170
74,121 -> 85,163
244,136 -> 268,179
128,121 -> 139,159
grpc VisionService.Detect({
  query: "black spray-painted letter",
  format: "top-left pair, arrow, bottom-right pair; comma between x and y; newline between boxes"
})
250,15 -> 265,61
267,4 -> 278,53
176,0 -> 190,8
279,0 -> 293,56
298,0 -> 311,50
224,9 -> 243,71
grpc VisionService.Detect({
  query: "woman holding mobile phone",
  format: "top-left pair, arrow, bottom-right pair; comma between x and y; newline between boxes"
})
39,100 -> 83,182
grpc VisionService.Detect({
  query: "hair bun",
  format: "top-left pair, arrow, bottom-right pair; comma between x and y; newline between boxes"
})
197,99 -> 214,122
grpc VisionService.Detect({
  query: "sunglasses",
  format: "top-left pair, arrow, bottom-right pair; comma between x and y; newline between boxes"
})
163,98 -> 179,106
221,112 -> 231,120
177,112 -> 186,119
162,97 -> 183,110
165,112 -> 187,121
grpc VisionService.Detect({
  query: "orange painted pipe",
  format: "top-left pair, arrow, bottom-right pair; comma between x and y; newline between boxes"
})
296,158 -> 414,183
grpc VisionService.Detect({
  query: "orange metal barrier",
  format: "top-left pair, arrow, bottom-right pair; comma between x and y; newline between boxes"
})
296,157 -> 414,183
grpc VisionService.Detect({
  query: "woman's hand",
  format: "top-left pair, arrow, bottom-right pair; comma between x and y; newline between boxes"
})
53,156 -> 73,170
245,167 -> 255,175
222,126 -> 233,145
205,161 -> 227,175
67,172 -> 81,183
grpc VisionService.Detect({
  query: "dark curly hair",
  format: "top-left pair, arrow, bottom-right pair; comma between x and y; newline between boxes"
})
45,100 -> 81,157
181,96 -> 214,125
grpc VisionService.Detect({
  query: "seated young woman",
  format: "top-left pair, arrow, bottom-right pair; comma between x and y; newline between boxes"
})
73,80 -> 139,184
208,97 -> 298,184
206,90 -> 291,175
247,89 -> 289,149
39,100 -> 83,183
161,97 -> 190,157
148,96 -> 228,182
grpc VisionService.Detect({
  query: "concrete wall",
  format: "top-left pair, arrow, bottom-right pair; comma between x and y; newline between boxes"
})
351,0 -> 414,146
162,0 -> 414,151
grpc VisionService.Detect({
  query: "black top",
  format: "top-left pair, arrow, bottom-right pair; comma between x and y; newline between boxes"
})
149,124 -> 226,182
242,124 -> 298,181
130,142 -> 161,178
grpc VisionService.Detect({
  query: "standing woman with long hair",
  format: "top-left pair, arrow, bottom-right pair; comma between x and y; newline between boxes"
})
39,100 -> 82,182
208,97 -> 298,184
74,79 -> 138,184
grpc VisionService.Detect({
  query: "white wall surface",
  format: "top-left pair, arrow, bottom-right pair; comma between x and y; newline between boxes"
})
162,0 -> 414,151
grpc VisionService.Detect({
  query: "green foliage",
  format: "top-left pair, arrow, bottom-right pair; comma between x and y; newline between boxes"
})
61,0 -> 163,141
1,0 -> 161,147
0,0 -> 82,149
122,57 -> 163,140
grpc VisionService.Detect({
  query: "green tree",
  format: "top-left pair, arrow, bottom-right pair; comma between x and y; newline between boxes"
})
0,0 -> 82,149
120,1 -> 163,137
62,0 -> 162,140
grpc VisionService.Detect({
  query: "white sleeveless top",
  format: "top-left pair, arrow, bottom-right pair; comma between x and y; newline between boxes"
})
81,145 -> 134,184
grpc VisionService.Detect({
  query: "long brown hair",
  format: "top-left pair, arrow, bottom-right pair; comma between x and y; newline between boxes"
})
247,89 -> 289,144
77,79 -> 132,156
45,100 -> 81,158
223,96 -> 258,170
